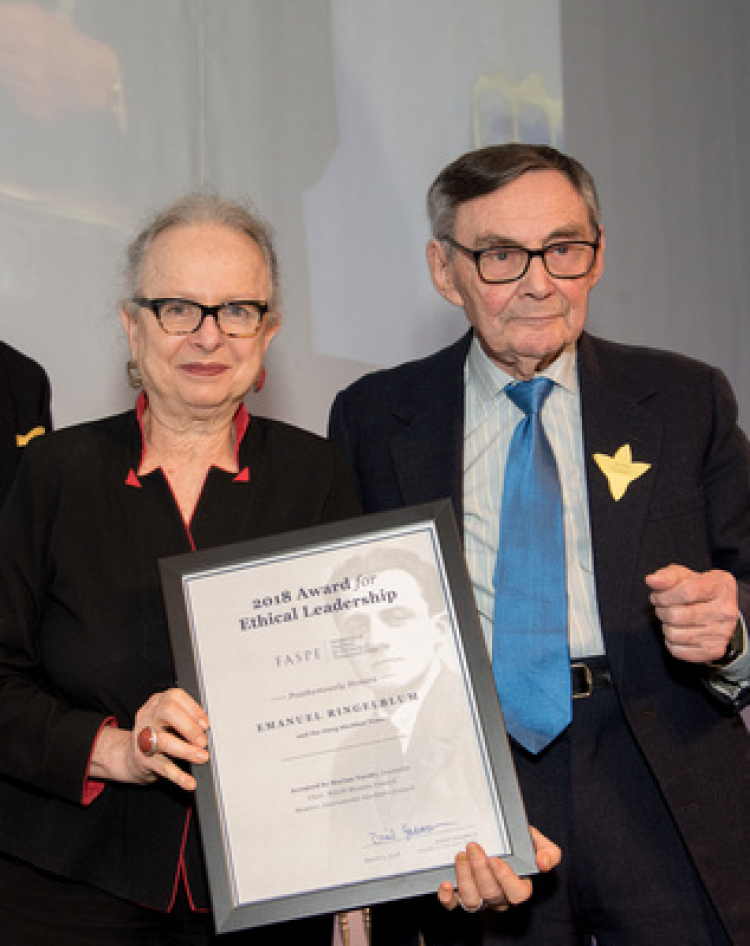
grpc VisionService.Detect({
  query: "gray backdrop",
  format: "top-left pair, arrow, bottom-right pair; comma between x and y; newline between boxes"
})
1,0 -> 748,436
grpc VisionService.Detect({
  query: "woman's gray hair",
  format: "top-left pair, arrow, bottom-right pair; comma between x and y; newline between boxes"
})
121,191 -> 280,310
427,143 -> 601,241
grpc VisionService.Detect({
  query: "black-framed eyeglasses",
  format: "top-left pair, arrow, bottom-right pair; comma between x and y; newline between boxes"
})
442,234 -> 600,284
132,297 -> 269,338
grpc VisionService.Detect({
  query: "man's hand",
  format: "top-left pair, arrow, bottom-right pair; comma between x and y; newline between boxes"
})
645,564 -> 738,663
437,826 -> 561,914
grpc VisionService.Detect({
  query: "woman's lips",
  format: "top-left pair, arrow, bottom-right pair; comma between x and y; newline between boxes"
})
181,363 -> 227,376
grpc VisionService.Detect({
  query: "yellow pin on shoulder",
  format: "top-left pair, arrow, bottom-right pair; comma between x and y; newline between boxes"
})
16,426 -> 46,448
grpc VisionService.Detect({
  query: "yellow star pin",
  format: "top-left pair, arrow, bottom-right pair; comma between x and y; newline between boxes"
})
593,444 -> 651,501
16,426 -> 46,448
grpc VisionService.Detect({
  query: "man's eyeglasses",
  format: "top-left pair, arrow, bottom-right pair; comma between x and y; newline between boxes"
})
132,297 -> 269,338
442,235 -> 600,285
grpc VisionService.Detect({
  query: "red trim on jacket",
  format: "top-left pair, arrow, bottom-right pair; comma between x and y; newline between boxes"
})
81,717 -> 117,806
169,809 -> 210,914
125,396 -> 251,487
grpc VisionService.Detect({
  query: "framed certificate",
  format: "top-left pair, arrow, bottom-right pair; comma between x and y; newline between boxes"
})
160,500 -> 534,933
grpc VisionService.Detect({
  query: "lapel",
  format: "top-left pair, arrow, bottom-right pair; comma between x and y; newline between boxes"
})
578,334 -> 662,667
388,332 -> 471,534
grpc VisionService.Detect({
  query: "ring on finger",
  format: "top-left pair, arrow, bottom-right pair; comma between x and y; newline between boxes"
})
457,895 -> 484,913
137,725 -> 158,757
484,897 -> 509,912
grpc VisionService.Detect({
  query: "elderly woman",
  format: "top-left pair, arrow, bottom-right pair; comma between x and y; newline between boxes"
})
0,193 -> 361,944
0,193 -> 557,944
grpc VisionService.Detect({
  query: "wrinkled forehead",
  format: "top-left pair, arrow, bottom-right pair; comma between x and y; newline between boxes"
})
139,223 -> 271,294
454,170 -> 594,244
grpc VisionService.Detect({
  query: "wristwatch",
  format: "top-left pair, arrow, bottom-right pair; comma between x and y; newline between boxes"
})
709,619 -> 745,669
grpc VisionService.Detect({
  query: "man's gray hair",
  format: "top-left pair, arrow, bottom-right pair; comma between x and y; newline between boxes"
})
121,191 -> 280,310
427,143 -> 601,241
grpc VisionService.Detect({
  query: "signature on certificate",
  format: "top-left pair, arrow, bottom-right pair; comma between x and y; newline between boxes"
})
369,821 -> 456,845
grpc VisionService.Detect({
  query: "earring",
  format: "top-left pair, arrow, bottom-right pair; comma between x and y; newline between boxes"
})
253,366 -> 266,393
127,359 -> 142,389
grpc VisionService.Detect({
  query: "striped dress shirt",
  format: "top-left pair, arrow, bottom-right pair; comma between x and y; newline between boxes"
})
463,336 -> 605,661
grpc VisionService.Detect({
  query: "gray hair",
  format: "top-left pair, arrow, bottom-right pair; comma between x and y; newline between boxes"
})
427,143 -> 601,240
121,191 -> 280,310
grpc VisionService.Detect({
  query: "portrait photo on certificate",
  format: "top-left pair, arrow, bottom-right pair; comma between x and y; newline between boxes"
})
160,501 -> 535,933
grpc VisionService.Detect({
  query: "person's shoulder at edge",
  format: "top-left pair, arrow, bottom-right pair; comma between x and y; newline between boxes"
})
0,341 -> 52,428
0,411 -> 138,538
0,340 -> 49,381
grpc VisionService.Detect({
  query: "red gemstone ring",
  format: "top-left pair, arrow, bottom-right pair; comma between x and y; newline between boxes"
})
137,725 -> 158,757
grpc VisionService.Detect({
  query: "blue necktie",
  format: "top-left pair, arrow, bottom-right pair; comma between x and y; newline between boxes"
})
492,377 -> 571,754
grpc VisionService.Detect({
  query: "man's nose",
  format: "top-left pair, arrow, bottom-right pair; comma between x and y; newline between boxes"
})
520,254 -> 555,294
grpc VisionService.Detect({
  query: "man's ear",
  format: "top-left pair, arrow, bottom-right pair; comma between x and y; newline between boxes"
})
427,239 -> 465,307
589,225 -> 606,288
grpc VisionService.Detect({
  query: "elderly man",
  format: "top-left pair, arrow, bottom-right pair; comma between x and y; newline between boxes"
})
329,144 -> 750,946
0,340 -> 51,504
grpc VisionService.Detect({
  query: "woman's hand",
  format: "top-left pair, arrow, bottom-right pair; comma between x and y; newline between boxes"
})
437,827 -> 561,914
90,688 -> 209,791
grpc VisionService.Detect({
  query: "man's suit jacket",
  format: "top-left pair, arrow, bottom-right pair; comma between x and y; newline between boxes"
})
0,341 -> 51,504
329,329 -> 750,944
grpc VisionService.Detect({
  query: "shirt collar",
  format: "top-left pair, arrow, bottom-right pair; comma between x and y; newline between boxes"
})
467,335 -> 579,404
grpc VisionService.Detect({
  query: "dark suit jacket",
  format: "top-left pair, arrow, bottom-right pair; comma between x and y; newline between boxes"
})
0,341 -> 51,504
329,330 -> 750,945
0,407 -> 359,915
